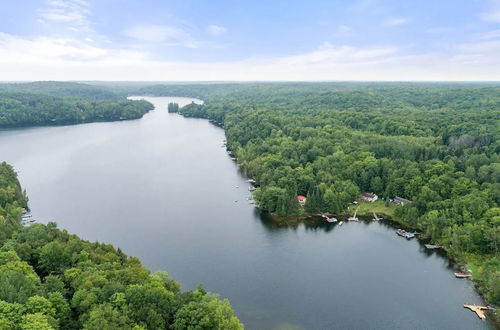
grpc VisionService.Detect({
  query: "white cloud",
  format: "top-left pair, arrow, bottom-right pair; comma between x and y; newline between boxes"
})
425,27 -> 453,34
480,9 -> 500,22
275,42 -> 398,66
456,40 -> 500,54
336,25 -> 352,34
0,32 -> 499,81
123,25 -> 200,48
207,25 -> 227,36
479,29 -> 500,40
0,32 -> 145,63
480,0 -> 500,22
38,0 -> 92,31
385,18 -> 411,26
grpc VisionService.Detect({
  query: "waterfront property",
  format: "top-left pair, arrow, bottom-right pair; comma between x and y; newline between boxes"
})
360,192 -> 378,202
392,196 -> 413,206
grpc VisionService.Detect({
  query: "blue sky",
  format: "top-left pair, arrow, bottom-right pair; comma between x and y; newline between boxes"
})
0,0 -> 499,80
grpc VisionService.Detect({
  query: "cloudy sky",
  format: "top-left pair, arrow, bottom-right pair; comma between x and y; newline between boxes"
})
1,0 -> 500,81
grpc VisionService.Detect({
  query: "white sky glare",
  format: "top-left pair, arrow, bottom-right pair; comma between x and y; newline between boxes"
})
0,0 -> 499,81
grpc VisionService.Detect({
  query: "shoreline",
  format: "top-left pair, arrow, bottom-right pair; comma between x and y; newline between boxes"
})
177,98 -> 499,325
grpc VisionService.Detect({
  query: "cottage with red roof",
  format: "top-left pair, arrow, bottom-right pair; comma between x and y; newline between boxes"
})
297,195 -> 307,206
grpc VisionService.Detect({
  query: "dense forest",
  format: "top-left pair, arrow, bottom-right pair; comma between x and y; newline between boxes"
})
0,82 -> 121,100
0,162 -> 242,329
137,82 -> 499,307
0,82 -> 154,128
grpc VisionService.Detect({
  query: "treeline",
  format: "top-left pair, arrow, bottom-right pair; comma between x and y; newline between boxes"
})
0,82 -> 120,100
0,92 -> 154,128
0,163 -> 242,329
167,103 -> 180,113
171,83 -> 499,306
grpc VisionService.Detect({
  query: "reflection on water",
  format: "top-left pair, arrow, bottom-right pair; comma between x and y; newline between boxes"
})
259,210 -> 458,267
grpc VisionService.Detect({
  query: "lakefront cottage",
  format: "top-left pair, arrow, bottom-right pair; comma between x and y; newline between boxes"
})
392,196 -> 413,206
360,192 -> 378,203
297,195 -> 307,206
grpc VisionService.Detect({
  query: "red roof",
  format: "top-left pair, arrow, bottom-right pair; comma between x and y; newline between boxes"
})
297,195 -> 306,201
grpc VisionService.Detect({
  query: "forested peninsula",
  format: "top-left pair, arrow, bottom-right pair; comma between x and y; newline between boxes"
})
139,82 -> 499,309
0,162 -> 242,329
0,82 -> 153,128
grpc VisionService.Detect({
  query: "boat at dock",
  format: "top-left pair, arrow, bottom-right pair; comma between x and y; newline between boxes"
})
455,272 -> 472,278
248,186 -> 256,192
404,232 -> 415,239
321,214 -> 338,223
395,229 -> 415,239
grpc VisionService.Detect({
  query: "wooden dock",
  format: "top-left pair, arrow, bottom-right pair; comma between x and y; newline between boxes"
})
348,207 -> 359,221
463,304 -> 488,319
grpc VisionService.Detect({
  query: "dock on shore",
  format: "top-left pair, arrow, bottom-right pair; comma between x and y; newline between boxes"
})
463,304 -> 488,319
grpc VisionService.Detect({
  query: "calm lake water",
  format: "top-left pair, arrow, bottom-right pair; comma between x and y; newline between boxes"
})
0,97 -> 493,329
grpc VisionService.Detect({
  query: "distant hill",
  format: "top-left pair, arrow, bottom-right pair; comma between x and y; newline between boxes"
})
0,81 -> 120,100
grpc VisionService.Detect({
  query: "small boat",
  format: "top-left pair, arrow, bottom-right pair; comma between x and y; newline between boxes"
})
320,214 -> 338,223
425,244 -> 441,249
404,232 -> 415,239
22,214 -> 32,219
247,179 -> 256,184
248,186 -> 256,192
338,221 -> 343,226
396,229 -> 406,237
455,272 -> 472,278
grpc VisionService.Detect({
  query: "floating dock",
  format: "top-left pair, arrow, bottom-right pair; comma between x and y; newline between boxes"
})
463,305 -> 488,319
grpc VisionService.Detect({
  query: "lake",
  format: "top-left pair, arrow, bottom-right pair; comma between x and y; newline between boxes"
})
0,96 -> 493,329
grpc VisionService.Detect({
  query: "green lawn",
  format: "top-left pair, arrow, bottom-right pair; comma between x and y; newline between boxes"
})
352,200 -> 396,217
